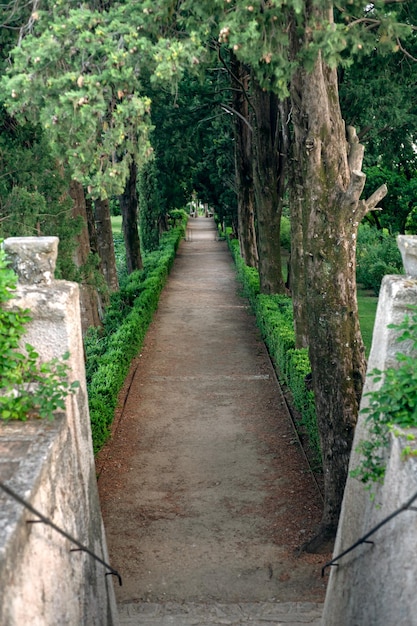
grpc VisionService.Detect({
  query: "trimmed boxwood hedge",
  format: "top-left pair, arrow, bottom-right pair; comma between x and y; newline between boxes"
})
227,236 -> 321,467
85,220 -> 186,453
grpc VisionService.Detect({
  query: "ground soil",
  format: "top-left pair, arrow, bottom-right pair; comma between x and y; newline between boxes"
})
96,218 -> 330,607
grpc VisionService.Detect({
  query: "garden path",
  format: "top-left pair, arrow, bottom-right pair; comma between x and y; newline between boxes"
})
96,217 -> 329,625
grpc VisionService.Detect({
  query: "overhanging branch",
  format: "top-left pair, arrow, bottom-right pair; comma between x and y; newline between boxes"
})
366,184 -> 388,211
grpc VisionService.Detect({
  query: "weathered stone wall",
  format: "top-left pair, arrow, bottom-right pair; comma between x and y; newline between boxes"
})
0,237 -> 119,626
322,240 -> 417,626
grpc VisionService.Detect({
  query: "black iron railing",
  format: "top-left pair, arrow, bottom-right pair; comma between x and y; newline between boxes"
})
322,488 -> 417,577
0,480 -> 122,586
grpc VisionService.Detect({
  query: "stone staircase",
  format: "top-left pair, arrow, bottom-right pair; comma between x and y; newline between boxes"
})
118,601 -> 323,625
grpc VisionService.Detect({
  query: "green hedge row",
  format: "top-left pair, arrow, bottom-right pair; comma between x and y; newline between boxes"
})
85,221 -> 186,453
227,236 -> 321,467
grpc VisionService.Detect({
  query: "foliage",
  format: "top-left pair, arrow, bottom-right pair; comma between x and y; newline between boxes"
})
280,216 -> 291,252
146,67 -> 237,225
168,209 -> 188,227
227,237 -> 259,305
227,236 -> 320,465
0,246 -> 78,420
340,48 -> 417,176
112,233 -> 128,282
85,219 -> 186,453
356,223 -> 403,294
286,349 -> 321,469
353,307 -> 417,486
0,108 -> 82,280
2,2 -> 204,199
180,1 -> 413,99
362,166 -> 417,234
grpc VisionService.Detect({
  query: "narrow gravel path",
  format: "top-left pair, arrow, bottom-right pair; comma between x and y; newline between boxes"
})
97,218 -> 328,623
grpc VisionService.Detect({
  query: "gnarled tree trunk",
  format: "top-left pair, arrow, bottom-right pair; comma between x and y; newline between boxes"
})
289,9 -> 387,550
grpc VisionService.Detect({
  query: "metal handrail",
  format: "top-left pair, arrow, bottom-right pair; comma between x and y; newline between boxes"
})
0,480 -> 122,586
322,488 -> 417,577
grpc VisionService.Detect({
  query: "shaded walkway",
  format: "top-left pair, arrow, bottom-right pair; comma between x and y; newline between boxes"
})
97,218 -> 327,624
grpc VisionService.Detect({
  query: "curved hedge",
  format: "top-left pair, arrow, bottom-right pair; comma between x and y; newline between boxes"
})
85,222 -> 186,453
227,236 -> 321,467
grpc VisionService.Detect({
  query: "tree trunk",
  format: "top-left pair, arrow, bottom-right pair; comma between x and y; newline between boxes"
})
69,180 -> 104,334
230,56 -> 258,268
70,180 -> 90,269
252,78 -> 288,294
119,160 -> 143,274
95,197 -> 119,292
288,181 -> 308,348
289,8 -> 387,550
85,196 -> 99,256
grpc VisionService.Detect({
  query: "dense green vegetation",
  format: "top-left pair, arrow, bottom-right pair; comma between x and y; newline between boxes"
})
353,309 -> 417,487
0,247 -> 78,420
357,224 -> 403,295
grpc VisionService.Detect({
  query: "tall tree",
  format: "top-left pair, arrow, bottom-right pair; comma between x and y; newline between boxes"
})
286,1 -> 414,549
288,20 -> 385,550
69,180 -> 106,332
94,197 -> 119,292
229,54 -> 258,267
138,159 -> 160,252
119,160 -> 143,273
251,77 -> 288,294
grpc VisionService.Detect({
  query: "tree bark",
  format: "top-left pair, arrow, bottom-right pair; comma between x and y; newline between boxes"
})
288,180 -> 308,348
230,56 -> 258,268
69,180 -> 104,334
70,180 -> 90,269
119,160 -> 143,274
95,197 -> 119,292
289,7 -> 387,550
85,196 -> 99,256
252,78 -> 288,294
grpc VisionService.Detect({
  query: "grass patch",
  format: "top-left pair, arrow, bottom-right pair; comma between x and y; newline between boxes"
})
110,215 -> 123,235
358,288 -> 378,357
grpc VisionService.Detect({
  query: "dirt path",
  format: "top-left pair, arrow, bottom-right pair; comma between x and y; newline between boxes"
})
97,218 -> 329,610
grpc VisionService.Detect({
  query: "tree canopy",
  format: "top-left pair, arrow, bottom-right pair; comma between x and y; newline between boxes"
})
1,1 -> 203,198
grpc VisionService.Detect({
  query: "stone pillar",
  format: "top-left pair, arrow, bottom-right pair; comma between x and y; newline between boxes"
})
1,237 -> 119,626
322,236 -> 417,625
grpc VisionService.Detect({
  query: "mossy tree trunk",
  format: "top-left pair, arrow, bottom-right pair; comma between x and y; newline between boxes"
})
289,9 -> 387,550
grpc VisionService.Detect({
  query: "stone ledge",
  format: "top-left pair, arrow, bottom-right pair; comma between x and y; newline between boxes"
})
118,601 -> 323,625
0,417 -> 64,561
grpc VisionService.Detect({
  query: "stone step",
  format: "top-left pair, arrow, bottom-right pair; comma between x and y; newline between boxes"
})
118,601 -> 323,625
